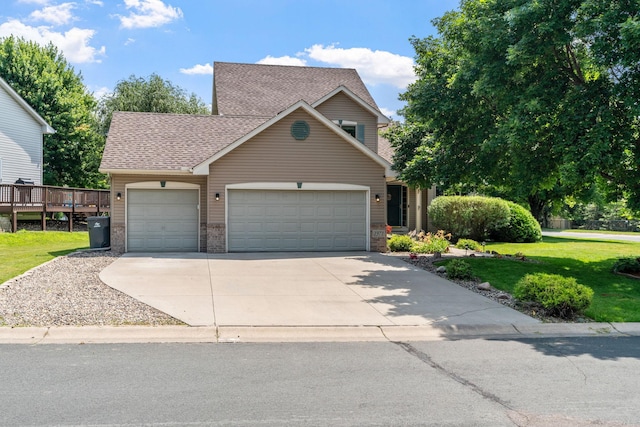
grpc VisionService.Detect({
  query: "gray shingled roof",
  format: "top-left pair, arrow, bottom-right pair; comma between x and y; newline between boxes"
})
377,133 -> 394,164
100,111 -> 267,171
213,62 -> 381,117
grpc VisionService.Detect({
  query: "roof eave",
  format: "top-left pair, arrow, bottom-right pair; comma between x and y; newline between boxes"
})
98,168 -> 193,175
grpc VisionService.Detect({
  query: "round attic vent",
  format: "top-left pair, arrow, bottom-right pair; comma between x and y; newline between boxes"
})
291,120 -> 310,140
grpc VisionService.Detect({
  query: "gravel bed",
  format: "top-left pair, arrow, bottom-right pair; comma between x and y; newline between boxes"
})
0,251 -> 184,327
393,249 -> 593,323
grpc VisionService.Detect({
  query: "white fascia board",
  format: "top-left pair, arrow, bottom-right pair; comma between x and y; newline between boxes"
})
126,181 -> 200,190
98,168 -> 193,175
192,100 -> 394,176
312,85 -> 390,125
227,182 -> 370,191
0,77 -> 55,134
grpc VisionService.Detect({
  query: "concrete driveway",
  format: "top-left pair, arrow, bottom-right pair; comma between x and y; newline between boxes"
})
99,252 -> 538,329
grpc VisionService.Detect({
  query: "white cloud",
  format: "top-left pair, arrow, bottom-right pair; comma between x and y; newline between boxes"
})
124,37 -> 135,45
118,0 -> 183,29
18,0 -> 50,4
0,19 -> 106,63
179,63 -> 213,75
257,55 -> 307,67
29,2 -> 76,26
379,107 -> 396,120
91,85 -> 110,99
305,44 -> 415,89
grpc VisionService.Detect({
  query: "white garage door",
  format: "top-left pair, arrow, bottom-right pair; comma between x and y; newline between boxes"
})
127,189 -> 199,252
228,190 -> 367,252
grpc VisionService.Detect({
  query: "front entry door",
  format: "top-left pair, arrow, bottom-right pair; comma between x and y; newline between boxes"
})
387,185 -> 403,226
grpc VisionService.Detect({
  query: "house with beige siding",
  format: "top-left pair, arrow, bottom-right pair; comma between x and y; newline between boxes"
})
0,77 -> 54,185
100,62 -> 429,253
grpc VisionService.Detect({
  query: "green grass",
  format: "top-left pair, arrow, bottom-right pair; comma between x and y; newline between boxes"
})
454,236 -> 640,322
0,231 -> 89,284
544,228 -> 640,236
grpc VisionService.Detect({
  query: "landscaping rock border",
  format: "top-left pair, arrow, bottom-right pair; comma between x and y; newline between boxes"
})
0,251 -> 183,327
392,248 -> 593,323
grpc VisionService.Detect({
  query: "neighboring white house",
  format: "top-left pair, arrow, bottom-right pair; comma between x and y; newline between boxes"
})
0,77 -> 54,185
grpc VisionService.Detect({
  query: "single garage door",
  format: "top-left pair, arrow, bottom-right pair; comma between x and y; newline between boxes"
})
228,189 -> 367,252
127,189 -> 199,252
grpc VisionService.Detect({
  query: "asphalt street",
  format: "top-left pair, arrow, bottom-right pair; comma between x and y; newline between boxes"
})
1,336 -> 638,426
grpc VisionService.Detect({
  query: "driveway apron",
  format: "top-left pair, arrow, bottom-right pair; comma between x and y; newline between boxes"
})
99,252 -> 539,327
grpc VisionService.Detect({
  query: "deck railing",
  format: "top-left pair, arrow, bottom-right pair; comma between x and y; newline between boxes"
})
0,184 -> 110,232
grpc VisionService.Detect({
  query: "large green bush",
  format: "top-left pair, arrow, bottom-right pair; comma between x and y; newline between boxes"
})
446,259 -> 474,280
428,196 -> 510,241
514,273 -> 594,319
388,235 -> 414,252
491,202 -> 542,243
612,257 -> 640,274
455,238 -> 483,251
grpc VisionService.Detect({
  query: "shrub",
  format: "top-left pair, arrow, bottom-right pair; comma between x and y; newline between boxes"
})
514,273 -> 594,318
428,196 -> 510,241
388,235 -> 413,252
491,202 -> 542,243
410,230 -> 451,254
455,238 -> 483,252
612,257 -> 640,274
446,259 -> 474,280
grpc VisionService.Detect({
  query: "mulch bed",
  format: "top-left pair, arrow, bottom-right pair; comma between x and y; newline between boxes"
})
393,250 -> 594,323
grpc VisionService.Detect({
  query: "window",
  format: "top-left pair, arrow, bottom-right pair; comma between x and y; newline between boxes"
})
333,120 -> 365,144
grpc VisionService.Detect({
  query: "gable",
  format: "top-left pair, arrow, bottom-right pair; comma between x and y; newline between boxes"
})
314,91 -> 380,153
313,86 -> 389,125
0,86 -> 46,184
0,78 -> 54,134
192,101 -> 393,177
209,108 -> 386,183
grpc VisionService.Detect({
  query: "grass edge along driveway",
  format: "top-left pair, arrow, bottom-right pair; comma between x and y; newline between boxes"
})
0,230 -> 89,284
461,236 -> 640,322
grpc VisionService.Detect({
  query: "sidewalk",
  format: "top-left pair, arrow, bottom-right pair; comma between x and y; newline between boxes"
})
1,322 -> 639,344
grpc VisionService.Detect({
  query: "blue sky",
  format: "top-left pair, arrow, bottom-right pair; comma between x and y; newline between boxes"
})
1,0 -> 460,119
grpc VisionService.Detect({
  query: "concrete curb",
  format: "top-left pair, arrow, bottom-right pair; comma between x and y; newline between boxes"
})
1,322 -> 639,344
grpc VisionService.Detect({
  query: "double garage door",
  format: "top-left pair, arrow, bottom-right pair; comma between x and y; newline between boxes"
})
126,188 -> 367,252
228,189 -> 367,252
127,189 -> 199,252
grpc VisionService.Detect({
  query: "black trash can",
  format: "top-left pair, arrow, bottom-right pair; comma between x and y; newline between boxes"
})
87,216 -> 110,248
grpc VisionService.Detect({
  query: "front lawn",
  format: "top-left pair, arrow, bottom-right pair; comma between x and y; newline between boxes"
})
0,231 -> 89,284
461,236 -> 640,322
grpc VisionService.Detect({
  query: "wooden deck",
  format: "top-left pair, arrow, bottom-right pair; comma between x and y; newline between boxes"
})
0,184 -> 110,232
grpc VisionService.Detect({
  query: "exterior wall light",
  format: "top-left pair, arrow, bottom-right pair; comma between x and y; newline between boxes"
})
375,194 -> 380,202
116,192 -> 122,201
215,193 -> 220,201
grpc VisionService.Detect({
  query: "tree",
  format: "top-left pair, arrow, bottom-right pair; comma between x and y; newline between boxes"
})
393,0 -> 640,220
97,74 -> 210,134
0,36 -> 106,188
